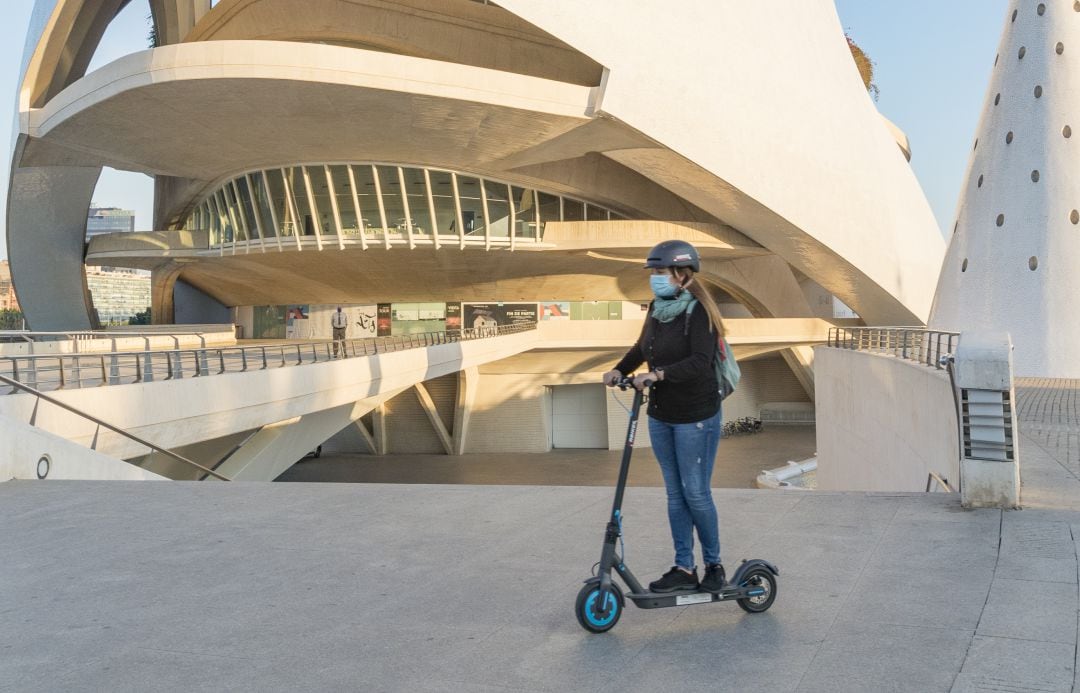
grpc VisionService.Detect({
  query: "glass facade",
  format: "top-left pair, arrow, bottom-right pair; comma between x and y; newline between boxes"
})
185,163 -> 624,250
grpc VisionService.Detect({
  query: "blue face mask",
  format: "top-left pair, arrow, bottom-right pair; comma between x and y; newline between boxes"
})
650,274 -> 679,299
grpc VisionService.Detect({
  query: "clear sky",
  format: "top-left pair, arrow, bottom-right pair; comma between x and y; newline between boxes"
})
0,0 -> 1009,260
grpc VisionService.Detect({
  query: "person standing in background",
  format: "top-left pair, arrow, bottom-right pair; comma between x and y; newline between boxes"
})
331,306 -> 348,357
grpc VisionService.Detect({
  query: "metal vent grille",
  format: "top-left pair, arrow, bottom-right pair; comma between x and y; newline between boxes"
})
961,389 -> 1014,462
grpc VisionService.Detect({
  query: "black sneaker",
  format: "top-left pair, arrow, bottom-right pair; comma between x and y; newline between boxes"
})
649,566 -> 699,593
701,564 -> 726,593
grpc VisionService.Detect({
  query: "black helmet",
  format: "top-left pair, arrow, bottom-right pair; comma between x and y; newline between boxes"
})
643,240 -> 700,272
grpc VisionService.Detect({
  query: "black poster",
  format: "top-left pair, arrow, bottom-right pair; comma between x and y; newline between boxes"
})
445,302 -> 462,335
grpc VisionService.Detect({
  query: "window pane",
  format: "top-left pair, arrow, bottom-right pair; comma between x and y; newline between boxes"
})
510,186 -> 538,239
376,165 -> 406,235
537,192 -> 560,236
288,167 -> 316,236
235,177 -> 259,239
327,165 -> 356,235
563,198 -> 584,222
428,170 -> 457,236
250,172 -> 276,238
402,167 -> 431,234
310,167 -> 335,236
456,175 -> 486,236
216,189 -> 235,243
585,203 -> 609,221
351,165 -> 379,232
483,179 -> 510,237
266,169 -> 295,237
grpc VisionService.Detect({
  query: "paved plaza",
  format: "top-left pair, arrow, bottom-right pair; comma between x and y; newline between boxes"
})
1,381 -> 1079,692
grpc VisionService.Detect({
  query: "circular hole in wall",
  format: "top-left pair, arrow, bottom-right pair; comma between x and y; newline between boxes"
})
1006,131 -> 1014,144
954,221 -> 959,234
1057,42 -> 1065,55
36,455 -> 50,480
1071,209 -> 1079,224
1064,125 -> 1073,138
962,258 -> 968,272
1032,170 -> 1041,182
995,93 -> 1001,105
1038,3 -> 1046,15
974,138 -> 979,150
1019,46 -> 1027,59
1013,8 -> 1018,21
1029,256 -> 1039,271
997,214 -> 1006,227
1035,85 -> 1043,98
978,174 -> 985,188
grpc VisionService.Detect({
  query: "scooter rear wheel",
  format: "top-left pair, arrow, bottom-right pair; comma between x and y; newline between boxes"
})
736,567 -> 777,613
575,583 -> 624,633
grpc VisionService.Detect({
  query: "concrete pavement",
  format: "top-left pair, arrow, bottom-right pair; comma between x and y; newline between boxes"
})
1,381 -> 1078,692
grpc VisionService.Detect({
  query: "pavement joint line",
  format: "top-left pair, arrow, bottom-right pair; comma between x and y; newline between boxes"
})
1073,524 -> 1079,693
791,496 -> 904,692
953,509 -> 1006,691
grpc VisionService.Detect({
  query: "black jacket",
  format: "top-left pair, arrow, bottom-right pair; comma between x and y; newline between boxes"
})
613,303 -> 720,423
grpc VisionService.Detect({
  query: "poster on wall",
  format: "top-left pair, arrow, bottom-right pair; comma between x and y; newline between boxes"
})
501,303 -> 538,326
464,303 -> 500,330
285,304 -> 310,339
445,302 -> 462,336
377,304 -> 392,336
352,305 -> 378,337
253,305 -> 286,339
541,302 -> 570,320
463,303 -> 539,329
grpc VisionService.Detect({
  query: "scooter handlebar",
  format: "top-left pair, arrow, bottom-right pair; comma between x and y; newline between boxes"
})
612,374 -> 655,391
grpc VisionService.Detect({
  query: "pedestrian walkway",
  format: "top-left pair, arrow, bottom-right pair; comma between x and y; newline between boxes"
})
277,426 -> 818,489
1,382 -> 1078,691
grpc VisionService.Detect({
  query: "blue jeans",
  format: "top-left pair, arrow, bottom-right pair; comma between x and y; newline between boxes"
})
648,409 -> 722,569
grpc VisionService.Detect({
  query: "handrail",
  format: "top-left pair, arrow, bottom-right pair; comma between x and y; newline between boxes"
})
827,326 -> 960,370
0,322 -> 537,394
926,472 -> 953,493
0,373 -> 231,481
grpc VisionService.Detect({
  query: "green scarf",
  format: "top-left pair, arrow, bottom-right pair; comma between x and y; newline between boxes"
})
651,292 -> 695,323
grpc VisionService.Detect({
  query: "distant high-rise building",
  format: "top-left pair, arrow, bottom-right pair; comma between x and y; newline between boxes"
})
87,206 -> 135,238
0,260 -> 20,312
85,267 -> 150,325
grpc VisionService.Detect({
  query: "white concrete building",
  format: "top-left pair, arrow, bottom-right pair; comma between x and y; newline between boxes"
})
4,0 -> 948,472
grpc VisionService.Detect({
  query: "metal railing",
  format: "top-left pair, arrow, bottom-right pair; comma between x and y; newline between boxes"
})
926,472 -> 953,493
827,327 -> 960,370
0,373 -> 231,481
0,322 -> 537,394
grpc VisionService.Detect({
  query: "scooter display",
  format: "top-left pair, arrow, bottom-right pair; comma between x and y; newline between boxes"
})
575,375 -> 779,633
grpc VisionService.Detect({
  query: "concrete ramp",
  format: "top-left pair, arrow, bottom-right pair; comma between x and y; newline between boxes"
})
0,328 -> 539,480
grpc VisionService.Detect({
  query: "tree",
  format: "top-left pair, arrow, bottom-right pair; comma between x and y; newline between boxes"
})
129,308 -> 152,326
0,309 -> 25,330
846,33 -> 879,100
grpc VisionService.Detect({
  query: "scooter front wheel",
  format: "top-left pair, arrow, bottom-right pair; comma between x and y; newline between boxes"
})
575,582 -> 624,633
736,567 -> 777,613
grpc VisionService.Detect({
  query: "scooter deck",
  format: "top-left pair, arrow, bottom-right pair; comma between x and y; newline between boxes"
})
625,587 -> 751,609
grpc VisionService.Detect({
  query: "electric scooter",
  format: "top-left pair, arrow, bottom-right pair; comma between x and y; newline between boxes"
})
574,375 -> 779,633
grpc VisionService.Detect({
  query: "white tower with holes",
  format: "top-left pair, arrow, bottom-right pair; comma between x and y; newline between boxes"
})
930,0 -> 1080,377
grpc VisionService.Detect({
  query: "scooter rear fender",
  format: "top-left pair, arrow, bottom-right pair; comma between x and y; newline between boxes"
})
731,559 -> 779,585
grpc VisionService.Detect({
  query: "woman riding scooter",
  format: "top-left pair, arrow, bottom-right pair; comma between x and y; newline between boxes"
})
602,240 -> 727,594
